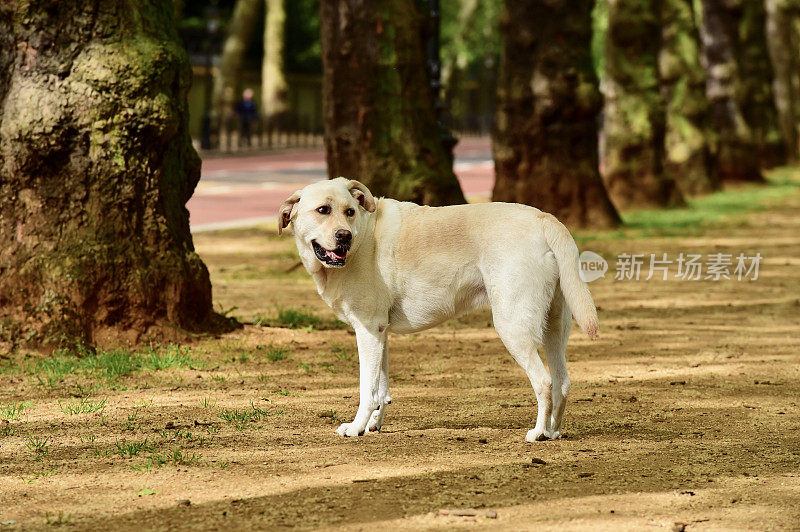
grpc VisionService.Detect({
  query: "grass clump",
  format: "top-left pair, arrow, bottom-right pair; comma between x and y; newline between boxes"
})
576,169 -> 799,243
219,401 -> 283,430
626,174 -> 797,232
259,344 -> 290,361
59,398 -> 107,415
115,439 -> 152,458
28,345 -> 201,387
253,308 -> 348,331
1,401 -> 30,420
25,434 -> 51,458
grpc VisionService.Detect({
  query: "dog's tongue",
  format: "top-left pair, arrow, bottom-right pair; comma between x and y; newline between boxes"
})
326,249 -> 346,260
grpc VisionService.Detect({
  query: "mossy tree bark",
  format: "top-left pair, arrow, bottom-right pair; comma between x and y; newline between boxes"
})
699,0 -> 781,180
491,0 -> 620,228
604,0 -> 685,209
320,0 -> 466,205
660,0 -> 719,195
765,0 -> 800,163
0,0 -> 213,351
261,0 -> 289,125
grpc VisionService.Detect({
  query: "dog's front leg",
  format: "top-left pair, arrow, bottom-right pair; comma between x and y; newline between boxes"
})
336,325 -> 386,437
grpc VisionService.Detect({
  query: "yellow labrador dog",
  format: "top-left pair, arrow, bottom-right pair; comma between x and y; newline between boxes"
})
278,177 -> 598,442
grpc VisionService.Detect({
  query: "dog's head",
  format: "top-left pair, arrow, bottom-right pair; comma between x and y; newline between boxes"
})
278,177 -> 376,268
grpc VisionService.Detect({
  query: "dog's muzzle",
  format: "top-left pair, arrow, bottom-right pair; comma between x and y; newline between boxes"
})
312,240 -> 349,267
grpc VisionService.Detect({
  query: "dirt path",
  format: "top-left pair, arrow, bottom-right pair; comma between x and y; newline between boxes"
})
1,187 -> 799,530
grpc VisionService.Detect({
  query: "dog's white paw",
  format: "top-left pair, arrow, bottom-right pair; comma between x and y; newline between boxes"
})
366,410 -> 383,432
525,428 -> 558,442
335,422 -> 364,437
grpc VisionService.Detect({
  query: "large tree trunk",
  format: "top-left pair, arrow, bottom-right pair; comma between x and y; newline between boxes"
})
261,0 -> 289,124
213,0 -> 261,136
0,0 -> 213,351
491,0 -> 620,228
660,0 -> 719,195
699,0 -> 772,181
765,0 -> 800,163
320,0 -> 466,205
603,0 -> 684,209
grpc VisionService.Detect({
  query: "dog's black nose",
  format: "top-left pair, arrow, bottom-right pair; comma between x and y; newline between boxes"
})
335,229 -> 352,244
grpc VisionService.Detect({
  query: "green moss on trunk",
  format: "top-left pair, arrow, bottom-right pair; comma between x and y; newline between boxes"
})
603,0 -> 685,209
660,0 -> 719,195
0,0 -> 214,351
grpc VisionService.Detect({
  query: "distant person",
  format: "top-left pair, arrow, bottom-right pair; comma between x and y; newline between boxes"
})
236,88 -> 259,147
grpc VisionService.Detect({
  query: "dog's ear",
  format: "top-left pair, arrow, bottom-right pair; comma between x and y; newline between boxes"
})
278,190 -> 302,235
347,179 -> 376,213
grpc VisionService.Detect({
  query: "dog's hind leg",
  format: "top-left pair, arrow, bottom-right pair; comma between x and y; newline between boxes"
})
489,276 -> 557,442
367,341 -> 391,432
543,286 -> 572,438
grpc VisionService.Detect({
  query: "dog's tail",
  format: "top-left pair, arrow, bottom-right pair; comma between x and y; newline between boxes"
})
543,216 -> 599,339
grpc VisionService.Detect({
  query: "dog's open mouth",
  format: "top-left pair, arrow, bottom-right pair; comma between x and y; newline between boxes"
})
312,240 -> 349,266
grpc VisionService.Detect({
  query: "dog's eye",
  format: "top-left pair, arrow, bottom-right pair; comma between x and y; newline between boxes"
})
316,205 -> 330,215
345,208 -> 355,217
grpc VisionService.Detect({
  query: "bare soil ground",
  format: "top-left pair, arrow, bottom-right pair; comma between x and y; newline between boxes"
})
1,186 -> 799,531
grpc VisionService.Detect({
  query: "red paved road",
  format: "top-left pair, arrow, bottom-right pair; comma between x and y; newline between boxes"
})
189,137 -> 494,231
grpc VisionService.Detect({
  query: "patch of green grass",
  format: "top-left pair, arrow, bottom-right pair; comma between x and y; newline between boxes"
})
253,308 -> 348,331
219,401 -> 283,430
25,434 -> 51,458
125,412 -> 142,432
577,173 -> 799,243
1,424 -> 17,437
28,345 -> 202,388
1,401 -> 30,420
260,344 -> 290,362
329,343 -> 353,362
59,398 -> 106,415
115,439 -> 152,458
136,449 -> 202,470
144,345 -> 199,370
19,466 -> 57,484
199,397 -> 216,408
44,510 -> 71,525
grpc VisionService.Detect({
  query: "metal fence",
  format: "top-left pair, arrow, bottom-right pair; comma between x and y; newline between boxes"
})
192,76 -> 493,154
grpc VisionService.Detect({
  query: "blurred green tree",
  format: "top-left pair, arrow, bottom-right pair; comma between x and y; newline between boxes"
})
440,0 -> 501,94
603,0 -> 685,208
660,0 -> 719,195
492,0 -> 620,228
0,0 -> 213,351
320,0 -> 466,205
765,0 -> 800,163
